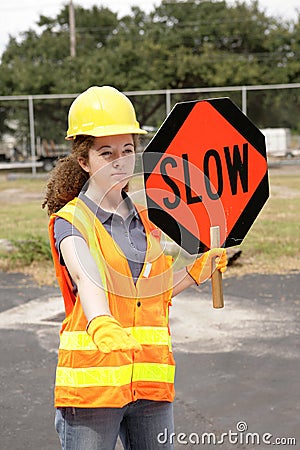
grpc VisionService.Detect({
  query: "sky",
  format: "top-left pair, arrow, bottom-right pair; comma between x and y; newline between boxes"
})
1,0 -> 300,56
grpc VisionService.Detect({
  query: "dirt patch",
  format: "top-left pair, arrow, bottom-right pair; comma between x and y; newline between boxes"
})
0,259 -> 56,286
270,184 -> 300,199
0,188 -> 42,203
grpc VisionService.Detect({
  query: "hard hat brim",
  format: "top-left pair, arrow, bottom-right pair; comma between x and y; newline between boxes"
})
66,124 -> 147,140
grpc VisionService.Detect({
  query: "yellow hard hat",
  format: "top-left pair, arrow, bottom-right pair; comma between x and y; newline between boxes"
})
66,85 -> 147,139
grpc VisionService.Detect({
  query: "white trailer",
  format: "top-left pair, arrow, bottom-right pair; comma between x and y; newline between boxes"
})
260,128 -> 297,157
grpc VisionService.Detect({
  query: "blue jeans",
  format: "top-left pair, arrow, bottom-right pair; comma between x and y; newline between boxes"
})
55,399 -> 174,450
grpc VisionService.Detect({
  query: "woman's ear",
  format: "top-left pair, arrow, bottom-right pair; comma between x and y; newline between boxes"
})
78,157 -> 90,173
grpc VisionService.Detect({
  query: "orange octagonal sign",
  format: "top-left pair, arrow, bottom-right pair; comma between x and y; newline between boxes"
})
142,97 -> 269,254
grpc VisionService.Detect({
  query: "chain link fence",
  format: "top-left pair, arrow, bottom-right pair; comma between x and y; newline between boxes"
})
1,82 -> 300,174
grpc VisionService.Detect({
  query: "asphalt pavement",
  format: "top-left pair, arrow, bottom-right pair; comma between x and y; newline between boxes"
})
0,270 -> 299,450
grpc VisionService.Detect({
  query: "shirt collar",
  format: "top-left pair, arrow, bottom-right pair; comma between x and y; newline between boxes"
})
122,190 -> 140,220
79,190 -> 139,224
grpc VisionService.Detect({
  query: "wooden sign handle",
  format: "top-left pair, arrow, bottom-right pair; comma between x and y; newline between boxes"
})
210,226 -> 224,309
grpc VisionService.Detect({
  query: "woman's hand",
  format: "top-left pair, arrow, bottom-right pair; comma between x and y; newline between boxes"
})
87,316 -> 142,354
186,248 -> 227,285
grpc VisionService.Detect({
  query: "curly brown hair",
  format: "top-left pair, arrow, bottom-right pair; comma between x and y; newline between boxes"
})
42,134 -> 139,216
42,135 -> 94,216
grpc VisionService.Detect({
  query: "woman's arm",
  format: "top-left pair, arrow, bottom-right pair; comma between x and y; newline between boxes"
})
172,267 -> 195,297
60,235 -> 142,353
60,235 -> 111,322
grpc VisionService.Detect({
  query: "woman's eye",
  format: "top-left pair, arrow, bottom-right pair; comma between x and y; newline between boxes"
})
100,151 -> 112,157
124,148 -> 134,154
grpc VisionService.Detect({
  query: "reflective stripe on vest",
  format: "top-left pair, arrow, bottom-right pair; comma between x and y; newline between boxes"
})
56,364 -> 133,387
59,327 -> 172,351
56,363 -> 175,388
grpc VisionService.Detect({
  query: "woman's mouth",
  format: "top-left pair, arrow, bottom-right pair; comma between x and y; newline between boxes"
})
111,172 -> 127,177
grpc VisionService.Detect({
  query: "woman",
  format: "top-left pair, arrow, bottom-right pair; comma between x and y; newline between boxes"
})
43,86 -> 227,450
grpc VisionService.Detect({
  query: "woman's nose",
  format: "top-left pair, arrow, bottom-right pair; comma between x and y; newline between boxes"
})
112,154 -> 123,167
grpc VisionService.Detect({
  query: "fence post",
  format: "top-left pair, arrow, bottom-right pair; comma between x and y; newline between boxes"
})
242,86 -> 247,115
28,96 -> 36,176
166,89 -> 171,115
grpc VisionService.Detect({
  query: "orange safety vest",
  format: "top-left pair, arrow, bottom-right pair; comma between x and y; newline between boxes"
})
49,197 -> 175,408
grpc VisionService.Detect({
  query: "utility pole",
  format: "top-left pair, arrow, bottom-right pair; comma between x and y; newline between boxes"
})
69,0 -> 76,57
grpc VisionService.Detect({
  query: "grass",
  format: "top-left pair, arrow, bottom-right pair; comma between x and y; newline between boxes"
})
225,170 -> 300,276
0,165 -> 299,285
0,174 -> 54,283
0,201 -> 49,241
9,235 -> 52,265
0,174 -> 46,192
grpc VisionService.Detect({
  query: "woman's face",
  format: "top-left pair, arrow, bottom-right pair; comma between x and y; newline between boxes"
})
78,134 -> 135,193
